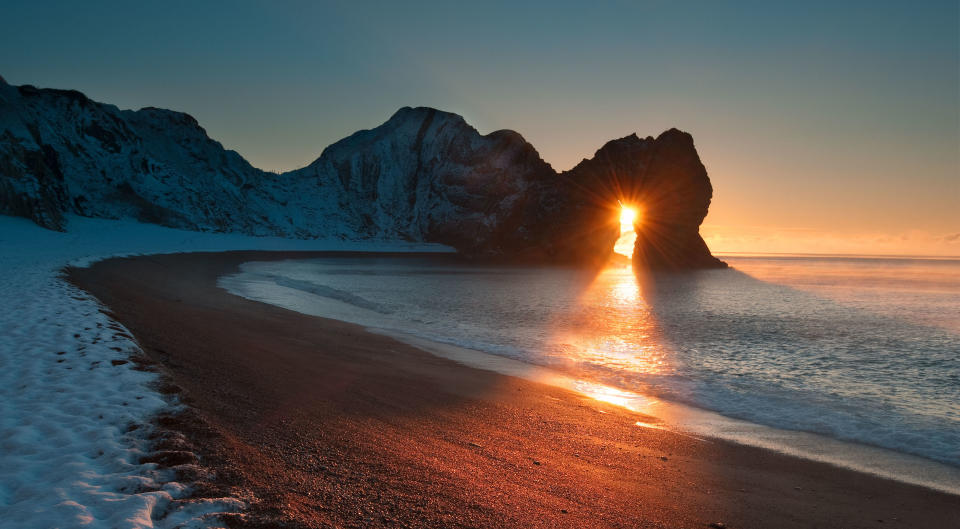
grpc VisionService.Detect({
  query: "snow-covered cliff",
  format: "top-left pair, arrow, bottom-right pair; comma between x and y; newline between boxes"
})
0,77 -> 723,267
285,106 -> 554,250
0,78 -> 343,237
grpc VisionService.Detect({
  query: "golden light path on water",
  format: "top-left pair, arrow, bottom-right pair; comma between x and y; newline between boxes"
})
543,264 -> 667,377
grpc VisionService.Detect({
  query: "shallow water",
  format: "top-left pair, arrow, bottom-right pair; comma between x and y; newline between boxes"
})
220,254 -> 960,473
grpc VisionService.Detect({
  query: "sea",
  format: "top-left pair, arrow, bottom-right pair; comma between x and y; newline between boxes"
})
219,253 -> 960,493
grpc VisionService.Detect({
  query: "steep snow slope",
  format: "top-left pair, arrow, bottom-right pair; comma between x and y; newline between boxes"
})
0,79 -> 353,238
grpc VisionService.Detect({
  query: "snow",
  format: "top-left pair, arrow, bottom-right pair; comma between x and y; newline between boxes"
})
0,214 -> 451,528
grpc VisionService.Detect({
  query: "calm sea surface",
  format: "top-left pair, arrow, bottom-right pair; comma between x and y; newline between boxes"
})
221,254 -> 960,468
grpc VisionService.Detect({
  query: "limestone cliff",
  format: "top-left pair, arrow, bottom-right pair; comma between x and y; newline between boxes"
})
0,78 -> 724,268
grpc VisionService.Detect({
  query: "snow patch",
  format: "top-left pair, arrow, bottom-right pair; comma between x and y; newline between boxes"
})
0,214 -> 451,528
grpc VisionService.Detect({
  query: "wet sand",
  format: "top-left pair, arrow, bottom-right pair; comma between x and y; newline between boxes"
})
68,251 -> 960,528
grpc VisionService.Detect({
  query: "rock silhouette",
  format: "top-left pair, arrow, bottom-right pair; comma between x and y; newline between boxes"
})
0,79 -> 723,268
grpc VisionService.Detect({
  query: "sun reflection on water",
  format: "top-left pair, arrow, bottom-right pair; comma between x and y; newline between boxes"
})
546,265 -> 669,379
571,380 -> 657,410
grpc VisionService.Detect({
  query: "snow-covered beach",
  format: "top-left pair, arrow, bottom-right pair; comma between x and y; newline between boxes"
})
0,215 -> 448,528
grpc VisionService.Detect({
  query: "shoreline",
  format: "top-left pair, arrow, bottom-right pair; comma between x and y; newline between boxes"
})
370,328 -> 960,497
219,259 -> 960,495
68,251 -> 960,528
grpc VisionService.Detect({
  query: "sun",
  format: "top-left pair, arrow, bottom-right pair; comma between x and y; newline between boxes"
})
619,203 -> 639,232
613,203 -> 641,257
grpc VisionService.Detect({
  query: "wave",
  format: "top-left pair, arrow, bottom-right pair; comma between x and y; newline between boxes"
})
264,274 -> 393,315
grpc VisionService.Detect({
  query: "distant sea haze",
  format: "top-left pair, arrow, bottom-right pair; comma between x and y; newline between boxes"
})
221,255 -> 960,470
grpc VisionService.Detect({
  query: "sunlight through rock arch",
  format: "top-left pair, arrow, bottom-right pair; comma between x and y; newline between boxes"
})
614,202 -> 641,257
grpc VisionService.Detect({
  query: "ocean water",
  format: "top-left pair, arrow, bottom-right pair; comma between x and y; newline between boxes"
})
220,254 -> 960,473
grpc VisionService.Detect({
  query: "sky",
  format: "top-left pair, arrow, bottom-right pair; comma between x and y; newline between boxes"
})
1,0 -> 957,255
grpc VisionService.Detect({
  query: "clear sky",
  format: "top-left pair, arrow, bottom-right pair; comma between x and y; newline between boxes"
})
1,0 -> 957,255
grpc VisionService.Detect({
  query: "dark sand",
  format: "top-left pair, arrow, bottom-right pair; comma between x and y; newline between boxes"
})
68,251 -> 960,529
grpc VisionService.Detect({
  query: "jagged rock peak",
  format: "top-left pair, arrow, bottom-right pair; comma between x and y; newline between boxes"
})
388,106 -> 465,125
382,107 -> 535,147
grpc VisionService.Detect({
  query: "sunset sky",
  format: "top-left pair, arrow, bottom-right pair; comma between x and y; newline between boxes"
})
2,0 -> 957,255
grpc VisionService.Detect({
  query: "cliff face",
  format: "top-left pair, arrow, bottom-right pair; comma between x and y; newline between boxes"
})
0,78 -> 724,268
285,107 -> 555,249
0,79 -> 339,238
